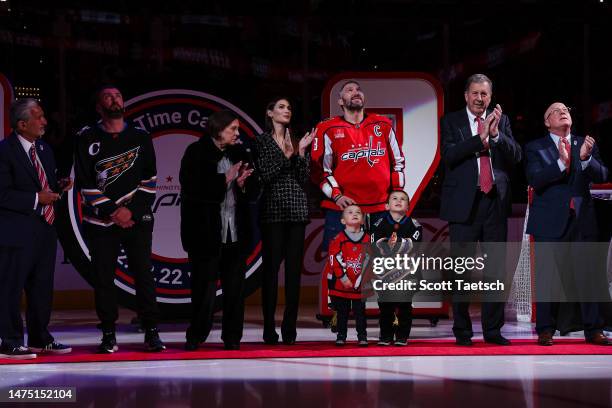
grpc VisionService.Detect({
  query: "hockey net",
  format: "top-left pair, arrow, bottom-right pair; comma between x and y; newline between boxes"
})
506,187 -> 535,323
507,184 -> 612,323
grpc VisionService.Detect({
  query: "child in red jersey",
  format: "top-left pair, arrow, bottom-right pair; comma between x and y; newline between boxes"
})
326,205 -> 370,346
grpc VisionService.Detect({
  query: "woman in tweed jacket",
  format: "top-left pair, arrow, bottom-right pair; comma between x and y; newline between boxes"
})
254,97 -> 314,345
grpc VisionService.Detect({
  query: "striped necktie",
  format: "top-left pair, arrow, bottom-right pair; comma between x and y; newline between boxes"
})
29,143 -> 55,225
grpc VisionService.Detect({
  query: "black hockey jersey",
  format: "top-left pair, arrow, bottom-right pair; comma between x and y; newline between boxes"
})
371,213 -> 423,256
74,123 -> 157,227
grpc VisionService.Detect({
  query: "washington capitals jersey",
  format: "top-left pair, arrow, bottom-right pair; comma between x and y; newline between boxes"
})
326,231 -> 371,299
310,114 -> 405,213
74,123 -> 157,227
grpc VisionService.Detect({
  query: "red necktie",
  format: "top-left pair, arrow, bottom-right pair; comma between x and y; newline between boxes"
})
476,117 -> 493,194
29,144 -> 55,225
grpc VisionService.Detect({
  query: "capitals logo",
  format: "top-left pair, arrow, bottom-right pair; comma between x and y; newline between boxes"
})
56,90 -> 263,317
345,254 -> 363,274
340,135 -> 386,167
95,146 -> 139,191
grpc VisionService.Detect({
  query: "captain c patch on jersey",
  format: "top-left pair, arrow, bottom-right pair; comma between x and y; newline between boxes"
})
95,146 -> 140,192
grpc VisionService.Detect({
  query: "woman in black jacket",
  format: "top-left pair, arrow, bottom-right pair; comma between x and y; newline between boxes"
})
179,110 -> 255,351
254,97 -> 314,345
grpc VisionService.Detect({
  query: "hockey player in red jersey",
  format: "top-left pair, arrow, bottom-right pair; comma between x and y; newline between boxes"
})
311,80 -> 405,251
325,205 -> 371,346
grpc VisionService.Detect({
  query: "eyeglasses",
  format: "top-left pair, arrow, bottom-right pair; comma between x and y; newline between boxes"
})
546,106 -> 571,120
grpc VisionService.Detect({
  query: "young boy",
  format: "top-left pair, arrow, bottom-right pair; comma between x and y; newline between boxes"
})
371,191 -> 423,346
326,205 -> 370,347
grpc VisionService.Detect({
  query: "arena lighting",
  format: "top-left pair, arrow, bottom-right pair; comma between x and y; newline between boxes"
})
79,9 -> 121,24
15,86 -> 41,101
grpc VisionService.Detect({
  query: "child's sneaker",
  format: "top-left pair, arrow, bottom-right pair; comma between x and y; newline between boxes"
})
394,338 -> 408,346
358,338 -> 368,347
377,338 -> 392,346
335,337 -> 346,346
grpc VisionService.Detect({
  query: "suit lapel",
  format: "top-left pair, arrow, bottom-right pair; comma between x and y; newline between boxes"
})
567,134 -> 581,186
457,110 -> 472,141
456,110 -> 479,176
9,133 -> 41,188
570,135 -> 580,170
541,135 -> 560,163
37,143 -> 55,187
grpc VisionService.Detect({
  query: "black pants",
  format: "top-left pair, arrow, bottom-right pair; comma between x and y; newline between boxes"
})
260,222 -> 305,342
85,222 -> 159,332
449,188 -> 507,340
0,218 -> 56,348
187,242 -> 245,345
378,302 -> 412,341
331,296 -> 367,340
534,213 -> 602,339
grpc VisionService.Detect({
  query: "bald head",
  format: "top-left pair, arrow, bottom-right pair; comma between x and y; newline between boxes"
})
544,102 -> 572,136
544,102 -> 568,120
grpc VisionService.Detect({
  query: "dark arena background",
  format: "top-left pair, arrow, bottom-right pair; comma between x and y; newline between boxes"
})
1,1 -> 612,407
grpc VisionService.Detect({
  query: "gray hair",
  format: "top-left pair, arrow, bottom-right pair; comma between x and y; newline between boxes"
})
10,98 -> 40,129
464,74 -> 493,92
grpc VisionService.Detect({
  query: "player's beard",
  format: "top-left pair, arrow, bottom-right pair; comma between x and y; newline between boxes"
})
343,96 -> 365,112
103,104 -> 124,119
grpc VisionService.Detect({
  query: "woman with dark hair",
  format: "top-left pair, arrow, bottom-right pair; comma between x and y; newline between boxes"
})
254,97 -> 314,345
179,110 -> 255,351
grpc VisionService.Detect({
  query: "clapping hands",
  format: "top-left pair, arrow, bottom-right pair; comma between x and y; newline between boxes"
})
298,128 -> 315,157
580,135 -> 595,161
481,104 -> 503,150
236,162 -> 254,189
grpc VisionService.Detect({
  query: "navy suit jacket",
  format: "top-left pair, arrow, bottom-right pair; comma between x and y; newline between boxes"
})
0,133 -> 58,247
440,108 -> 522,223
525,134 -> 608,239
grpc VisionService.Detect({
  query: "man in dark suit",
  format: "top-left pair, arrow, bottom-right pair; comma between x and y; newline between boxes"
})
0,99 -> 72,359
525,101 -> 611,346
440,74 -> 522,346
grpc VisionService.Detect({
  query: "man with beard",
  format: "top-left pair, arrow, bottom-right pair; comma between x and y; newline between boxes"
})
74,85 -> 165,353
440,74 -> 522,346
311,80 -> 405,251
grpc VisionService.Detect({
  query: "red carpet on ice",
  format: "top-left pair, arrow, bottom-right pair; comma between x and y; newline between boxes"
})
2,339 -> 612,365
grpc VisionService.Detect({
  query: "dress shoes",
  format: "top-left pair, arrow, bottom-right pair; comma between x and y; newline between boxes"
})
263,336 -> 279,345
224,343 -> 240,350
586,332 -> 612,346
455,338 -> 473,346
537,332 -> 554,346
484,335 -> 511,346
